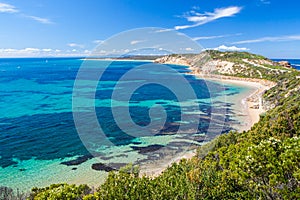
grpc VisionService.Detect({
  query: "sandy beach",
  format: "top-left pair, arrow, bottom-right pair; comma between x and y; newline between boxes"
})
196,74 -> 276,131
140,73 -> 276,177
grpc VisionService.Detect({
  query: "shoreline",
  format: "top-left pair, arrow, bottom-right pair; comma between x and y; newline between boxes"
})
197,74 -> 275,132
140,72 -> 276,177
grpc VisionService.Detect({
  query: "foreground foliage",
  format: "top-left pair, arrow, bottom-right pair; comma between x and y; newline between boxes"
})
28,184 -> 91,200
0,186 -> 27,200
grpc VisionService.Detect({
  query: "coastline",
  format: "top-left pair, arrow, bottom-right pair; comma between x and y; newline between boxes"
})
197,74 -> 276,132
83,57 -> 275,132
154,57 -> 276,131
1,57 -> 280,190
139,69 -> 276,178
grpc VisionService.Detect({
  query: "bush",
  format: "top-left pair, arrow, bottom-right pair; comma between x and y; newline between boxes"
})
0,186 -> 27,200
29,184 -> 91,200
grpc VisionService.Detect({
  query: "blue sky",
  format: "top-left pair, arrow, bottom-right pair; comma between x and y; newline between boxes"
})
0,0 -> 299,58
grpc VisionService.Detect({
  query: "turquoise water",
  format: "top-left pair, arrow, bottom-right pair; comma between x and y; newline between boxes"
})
0,58 -> 249,191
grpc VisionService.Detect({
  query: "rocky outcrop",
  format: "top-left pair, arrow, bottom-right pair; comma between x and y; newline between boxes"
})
278,61 -> 292,68
154,55 -> 191,66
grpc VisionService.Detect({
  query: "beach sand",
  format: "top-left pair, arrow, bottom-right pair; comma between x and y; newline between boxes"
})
204,75 -> 275,131
140,150 -> 196,177
140,74 -> 275,177
211,77 -> 271,131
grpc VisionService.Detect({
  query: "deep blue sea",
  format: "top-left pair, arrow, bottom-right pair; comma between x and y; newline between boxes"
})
0,58 -> 251,190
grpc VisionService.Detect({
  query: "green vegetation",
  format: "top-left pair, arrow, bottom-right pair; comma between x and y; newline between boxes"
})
28,184 -> 91,200
0,186 -> 28,200
2,51 -> 299,199
204,50 -> 294,81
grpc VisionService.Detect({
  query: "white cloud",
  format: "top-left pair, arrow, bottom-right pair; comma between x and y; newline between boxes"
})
42,48 -> 52,52
25,15 -> 53,24
185,47 -> 194,51
2,48 -> 16,52
154,28 -> 173,33
130,40 -> 145,45
23,48 -> 40,52
214,45 -> 249,51
0,47 -> 93,58
84,49 -> 91,54
193,33 -> 242,41
193,35 -> 227,41
0,47 -> 50,57
233,34 -> 300,44
67,43 -> 84,48
0,3 -> 18,13
175,6 -> 242,30
0,3 -> 53,24
93,40 -> 103,44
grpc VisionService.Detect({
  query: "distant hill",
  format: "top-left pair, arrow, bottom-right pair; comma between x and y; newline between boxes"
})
154,50 -> 295,81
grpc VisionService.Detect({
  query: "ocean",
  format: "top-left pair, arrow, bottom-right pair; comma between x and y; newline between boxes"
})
0,58 -> 252,191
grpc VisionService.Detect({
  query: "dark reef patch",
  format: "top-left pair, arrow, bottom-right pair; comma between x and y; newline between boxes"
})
131,144 -> 164,154
61,155 -> 94,166
91,163 -> 127,172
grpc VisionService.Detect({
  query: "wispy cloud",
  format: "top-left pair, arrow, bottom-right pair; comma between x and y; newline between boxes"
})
25,15 -> 53,24
154,28 -> 173,33
193,35 -> 227,41
193,33 -> 241,41
93,40 -> 103,44
67,43 -> 84,48
213,45 -> 249,51
233,34 -> 300,44
185,47 -> 194,51
260,0 -> 271,5
0,2 -> 18,13
0,2 -> 53,24
175,6 -> 242,30
130,40 -> 145,45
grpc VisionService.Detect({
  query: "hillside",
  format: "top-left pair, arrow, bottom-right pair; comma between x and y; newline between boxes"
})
154,50 -> 293,80
155,51 -> 299,109
2,51 -> 300,200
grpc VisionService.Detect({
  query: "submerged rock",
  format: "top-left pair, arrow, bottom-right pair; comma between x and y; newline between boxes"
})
92,163 -> 114,172
131,144 -> 164,154
60,154 -> 94,166
91,162 -> 127,172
